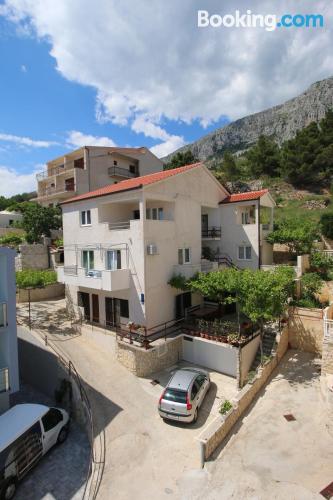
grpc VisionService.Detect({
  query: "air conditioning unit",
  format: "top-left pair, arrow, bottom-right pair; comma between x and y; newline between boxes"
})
147,244 -> 158,255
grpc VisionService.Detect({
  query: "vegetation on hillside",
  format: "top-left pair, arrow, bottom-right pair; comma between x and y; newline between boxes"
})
164,151 -> 197,170
0,191 -> 36,211
16,269 -> 57,289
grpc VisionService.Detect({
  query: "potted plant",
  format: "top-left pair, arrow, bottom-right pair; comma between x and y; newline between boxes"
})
227,333 -> 239,346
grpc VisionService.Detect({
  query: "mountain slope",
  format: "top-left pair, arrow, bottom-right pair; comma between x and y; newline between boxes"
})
164,76 -> 333,162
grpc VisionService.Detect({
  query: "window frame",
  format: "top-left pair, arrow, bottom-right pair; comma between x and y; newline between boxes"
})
238,245 -> 252,261
106,249 -> 121,271
80,209 -> 91,226
178,247 -> 191,265
82,249 -> 94,270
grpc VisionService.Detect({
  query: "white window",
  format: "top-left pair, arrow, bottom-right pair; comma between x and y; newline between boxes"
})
178,248 -> 191,265
106,250 -> 121,270
238,246 -> 252,260
146,207 -> 164,220
81,210 -> 91,226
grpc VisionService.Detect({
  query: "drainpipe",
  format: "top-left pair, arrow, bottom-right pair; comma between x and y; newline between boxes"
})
258,199 -> 261,269
84,147 -> 91,191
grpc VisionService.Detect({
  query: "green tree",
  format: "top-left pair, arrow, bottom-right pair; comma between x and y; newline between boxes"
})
266,218 -> 318,256
320,211 -> 333,239
16,203 -> 62,243
222,152 -> 240,180
246,135 -> 281,177
0,233 -> 25,249
164,151 -> 197,170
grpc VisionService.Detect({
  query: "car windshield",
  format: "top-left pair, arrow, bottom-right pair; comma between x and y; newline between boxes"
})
163,389 -> 187,404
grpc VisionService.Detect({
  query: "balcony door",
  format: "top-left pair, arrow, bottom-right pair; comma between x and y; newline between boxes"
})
106,250 -> 121,270
82,250 -> 94,271
201,214 -> 208,236
92,294 -> 99,323
78,292 -> 90,321
175,292 -> 192,319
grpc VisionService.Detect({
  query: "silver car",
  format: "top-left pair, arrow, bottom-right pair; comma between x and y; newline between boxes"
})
158,368 -> 210,423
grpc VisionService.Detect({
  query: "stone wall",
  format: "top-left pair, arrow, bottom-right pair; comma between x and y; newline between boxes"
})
288,307 -> 323,354
116,336 -> 182,377
17,282 -> 65,303
16,243 -> 49,271
198,327 -> 289,461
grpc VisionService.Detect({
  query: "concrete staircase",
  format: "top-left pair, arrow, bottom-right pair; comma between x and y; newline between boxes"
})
250,328 -> 277,372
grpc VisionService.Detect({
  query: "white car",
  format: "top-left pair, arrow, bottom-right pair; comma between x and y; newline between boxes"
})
0,404 -> 70,500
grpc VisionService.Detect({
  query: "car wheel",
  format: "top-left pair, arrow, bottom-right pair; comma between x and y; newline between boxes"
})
1,479 -> 17,500
193,408 -> 198,423
57,427 -> 68,444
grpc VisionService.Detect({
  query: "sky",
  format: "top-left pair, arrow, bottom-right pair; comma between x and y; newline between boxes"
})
0,0 -> 332,196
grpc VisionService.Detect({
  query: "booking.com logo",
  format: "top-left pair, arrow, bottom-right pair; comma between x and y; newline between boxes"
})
198,10 -> 324,31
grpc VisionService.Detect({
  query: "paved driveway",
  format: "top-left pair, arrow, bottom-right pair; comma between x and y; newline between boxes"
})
179,351 -> 333,500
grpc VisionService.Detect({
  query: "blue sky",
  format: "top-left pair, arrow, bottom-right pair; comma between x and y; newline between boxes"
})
0,0 -> 331,196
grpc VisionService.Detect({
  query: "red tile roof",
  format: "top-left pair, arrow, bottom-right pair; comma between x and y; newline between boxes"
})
219,189 -> 269,204
61,162 -> 203,205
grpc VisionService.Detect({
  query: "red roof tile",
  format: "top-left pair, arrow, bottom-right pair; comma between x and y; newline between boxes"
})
219,189 -> 269,204
61,162 -> 203,205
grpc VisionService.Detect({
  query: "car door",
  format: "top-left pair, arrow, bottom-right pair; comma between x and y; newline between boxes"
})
195,374 -> 209,406
41,409 -> 64,454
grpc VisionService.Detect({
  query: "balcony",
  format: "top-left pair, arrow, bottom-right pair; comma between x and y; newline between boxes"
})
0,302 -> 7,328
108,221 -> 131,231
57,266 -> 130,291
202,226 -> 221,240
37,183 -> 76,200
108,166 -> 139,179
173,260 -> 218,279
0,367 -> 9,393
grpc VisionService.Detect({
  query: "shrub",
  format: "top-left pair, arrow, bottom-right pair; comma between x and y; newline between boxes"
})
310,252 -> 333,278
0,233 -> 24,248
168,274 -> 189,290
219,400 -> 233,415
320,212 -> 333,239
16,269 -> 57,289
54,238 -> 64,248
300,272 -> 323,300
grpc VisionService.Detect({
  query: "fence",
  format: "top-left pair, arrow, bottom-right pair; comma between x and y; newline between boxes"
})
31,327 -> 105,500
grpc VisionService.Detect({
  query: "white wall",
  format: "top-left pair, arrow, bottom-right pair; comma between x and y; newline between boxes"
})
0,212 -> 22,228
0,247 -> 19,398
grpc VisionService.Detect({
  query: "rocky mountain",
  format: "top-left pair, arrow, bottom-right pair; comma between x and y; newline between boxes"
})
164,76 -> 333,162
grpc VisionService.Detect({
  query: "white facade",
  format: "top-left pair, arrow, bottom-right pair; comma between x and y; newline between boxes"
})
33,146 -> 164,207
0,211 -> 23,228
58,165 -> 274,331
0,247 -> 19,414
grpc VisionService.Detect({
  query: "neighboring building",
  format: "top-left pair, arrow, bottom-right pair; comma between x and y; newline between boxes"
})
0,210 -> 23,228
57,163 -> 275,331
0,247 -> 19,414
33,146 -> 164,207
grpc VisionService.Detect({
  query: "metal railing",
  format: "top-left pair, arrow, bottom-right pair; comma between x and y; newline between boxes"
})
108,221 -> 131,230
201,226 -> 221,238
64,265 -> 78,276
30,327 -> 105,500
108,166 -> 139,178
38,184 -> 76,197
36,163 -> 79,181
0,367 -> 9,393
324,306 -> 333,342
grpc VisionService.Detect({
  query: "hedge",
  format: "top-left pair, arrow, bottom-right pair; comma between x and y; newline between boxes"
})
16,269 -> 57,289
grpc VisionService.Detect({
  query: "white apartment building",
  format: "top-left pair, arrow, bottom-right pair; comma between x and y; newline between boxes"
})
0,247 -> 19,414
33,146 -> 164,207
57,163 -> 274,331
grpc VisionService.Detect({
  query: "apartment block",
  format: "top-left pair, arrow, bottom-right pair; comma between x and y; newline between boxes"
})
33,146 -> 164,207
0,247 -> 19,414
57,163 -> 275,331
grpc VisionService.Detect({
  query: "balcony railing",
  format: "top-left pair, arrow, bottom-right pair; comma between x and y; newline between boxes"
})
38,184 -> 76,198
202,226 -> 221,238
0,302 -> 7,328
36,164 -> 75,181
64,265 -> 78,276
108,166 -> 139,178
108,221 -> 131,230
0,367 -> 9,393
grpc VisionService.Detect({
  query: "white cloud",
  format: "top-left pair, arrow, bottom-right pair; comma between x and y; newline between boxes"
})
0,133 -> 57,148
1,0 -> 333,131
66,130 -> 116,148
0,165 -> 39,196
21,64 -> 27,72
150,135 -> 186,158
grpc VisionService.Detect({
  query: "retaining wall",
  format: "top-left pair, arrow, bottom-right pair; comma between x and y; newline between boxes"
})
288,307 -> 323,354
16,243 -> 49,271
17,282 -> 65,303
116,336 -> 182,377
198,326 -> 289,461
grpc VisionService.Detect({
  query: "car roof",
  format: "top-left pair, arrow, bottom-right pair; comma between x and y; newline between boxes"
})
0,404 -> 49,453
168,369 -> 200,390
